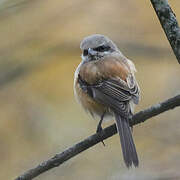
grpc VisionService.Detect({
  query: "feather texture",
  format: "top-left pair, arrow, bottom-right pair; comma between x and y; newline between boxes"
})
75,54 -> 140,167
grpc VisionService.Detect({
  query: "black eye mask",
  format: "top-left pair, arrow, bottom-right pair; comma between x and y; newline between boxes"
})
93,45 -> 111,52
83,49 -> 88,56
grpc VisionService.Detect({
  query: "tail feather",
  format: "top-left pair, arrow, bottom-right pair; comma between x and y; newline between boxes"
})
115,113 -> 139,168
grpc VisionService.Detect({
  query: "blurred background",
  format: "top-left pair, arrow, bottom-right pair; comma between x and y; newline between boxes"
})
0,0 -> 180,179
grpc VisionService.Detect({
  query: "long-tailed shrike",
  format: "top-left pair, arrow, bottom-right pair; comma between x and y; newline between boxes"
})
74,34 -> 140,168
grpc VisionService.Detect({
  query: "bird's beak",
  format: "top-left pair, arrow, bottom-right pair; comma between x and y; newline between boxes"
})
88,48 -> 97,57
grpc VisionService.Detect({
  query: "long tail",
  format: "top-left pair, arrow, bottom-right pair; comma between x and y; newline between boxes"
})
114,113 -> 139,168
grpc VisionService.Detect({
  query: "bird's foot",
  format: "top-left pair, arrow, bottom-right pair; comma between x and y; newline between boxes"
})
96,124 -> 105,146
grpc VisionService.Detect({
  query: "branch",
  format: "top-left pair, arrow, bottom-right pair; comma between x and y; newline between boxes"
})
15,94 -> 180,180
150,0 -> 180,64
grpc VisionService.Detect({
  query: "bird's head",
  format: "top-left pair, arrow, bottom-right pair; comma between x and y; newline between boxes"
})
80,34 -> 120,62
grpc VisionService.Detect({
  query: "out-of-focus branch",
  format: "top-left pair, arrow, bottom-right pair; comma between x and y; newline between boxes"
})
15,94 -> 180,180
150,0 -> 180,64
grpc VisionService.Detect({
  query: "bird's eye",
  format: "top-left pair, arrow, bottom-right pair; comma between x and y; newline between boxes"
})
93,45 -> 110,52
83,49 -> 88,56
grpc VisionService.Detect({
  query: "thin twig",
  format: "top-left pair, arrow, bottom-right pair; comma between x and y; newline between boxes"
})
150,0 -> 180,64
15,94 -> 180,180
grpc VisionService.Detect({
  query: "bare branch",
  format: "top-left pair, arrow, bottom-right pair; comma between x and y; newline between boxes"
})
150,0 -> 180,64
15,94 -> 180,180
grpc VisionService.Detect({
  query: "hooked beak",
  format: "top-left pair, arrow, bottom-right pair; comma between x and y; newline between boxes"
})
88,48 -> 97,57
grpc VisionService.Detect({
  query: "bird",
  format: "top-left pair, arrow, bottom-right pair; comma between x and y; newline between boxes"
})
74,34 -> 140,168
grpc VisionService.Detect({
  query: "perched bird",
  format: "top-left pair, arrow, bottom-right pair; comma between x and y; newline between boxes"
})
74,34 -> 140,168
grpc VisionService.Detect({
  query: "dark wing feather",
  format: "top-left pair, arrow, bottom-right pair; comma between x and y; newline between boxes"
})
107,77 -> 140,104
78,74 -> 139,117
98,80 -> 132,102
91,87 -> 130,117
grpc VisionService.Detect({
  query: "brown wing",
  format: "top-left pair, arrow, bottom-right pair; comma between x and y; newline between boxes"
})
79,57 -> 139,101
78,74 -> 131,117
78,57 -> 140,116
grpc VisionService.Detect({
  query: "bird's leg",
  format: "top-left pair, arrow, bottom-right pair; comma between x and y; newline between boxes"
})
96,111 -> 106,146
96,111 -> 106,133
